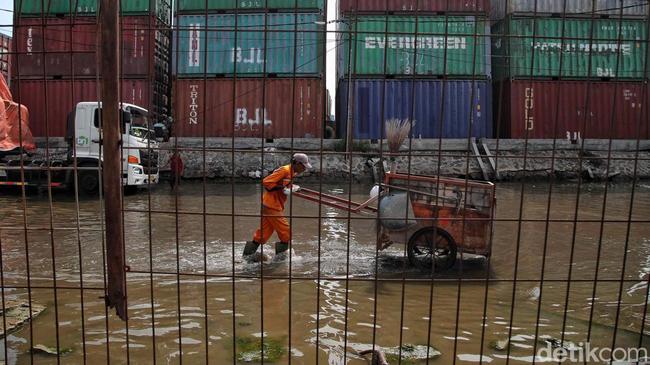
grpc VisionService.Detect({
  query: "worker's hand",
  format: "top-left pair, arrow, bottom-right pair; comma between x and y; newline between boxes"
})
283,185 -> 300,195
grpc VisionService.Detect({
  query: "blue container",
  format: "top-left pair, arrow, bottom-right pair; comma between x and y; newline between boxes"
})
336,79 -> 493,139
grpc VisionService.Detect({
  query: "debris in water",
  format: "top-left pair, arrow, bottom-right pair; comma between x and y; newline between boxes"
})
489,339 -> 510,351
527,287 -> 541,301
359,349 -> 389,365
32,345 -> 73,356
383,344 -> 441,364
0,301 -> 46,337
537,336 -> 579,352
235,335 -> 286,363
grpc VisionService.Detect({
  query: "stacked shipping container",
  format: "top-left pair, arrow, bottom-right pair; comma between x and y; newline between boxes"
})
173,2 -> 326,138
11,0 -> 172,137
336,1 -> 494,139
0,33 -> 10,84
491,0 -> 649,139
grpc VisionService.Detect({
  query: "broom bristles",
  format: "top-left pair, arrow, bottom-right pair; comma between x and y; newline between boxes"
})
385,118 -> 413,154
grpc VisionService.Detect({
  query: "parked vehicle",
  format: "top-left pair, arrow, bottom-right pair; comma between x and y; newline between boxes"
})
0,101 -> 160,194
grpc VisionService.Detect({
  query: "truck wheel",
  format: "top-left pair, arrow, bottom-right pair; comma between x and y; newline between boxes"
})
124,185 -> 138,195
325,126 -> 335,139
78,165 -> 100,195
407,227 -> 457,272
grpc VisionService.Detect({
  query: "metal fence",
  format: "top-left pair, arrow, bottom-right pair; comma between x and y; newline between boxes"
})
0,0 -> 649,364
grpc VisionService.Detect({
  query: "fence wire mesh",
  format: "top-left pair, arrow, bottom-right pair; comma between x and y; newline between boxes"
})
0,0 -> 649,364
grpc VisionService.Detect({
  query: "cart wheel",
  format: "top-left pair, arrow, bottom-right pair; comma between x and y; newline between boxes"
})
407,227 -> 457,272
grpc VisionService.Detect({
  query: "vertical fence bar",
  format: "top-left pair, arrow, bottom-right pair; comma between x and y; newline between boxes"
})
230,5 -> 241,363
370,0 -> 390,360
11,7 -> 36,365
200,0 -> 210,363
558,0 -> 606,356
315,4 -> 331,364
119,8 -> 132,364
66,3 -> 89,362
452,3 -> 484,364
607,1 -> 648,355
259,4 -> 270,363
504,0 -> 542,363
529,1 -> 571,363
341,4 -> 361,363
397,1 -> 422,362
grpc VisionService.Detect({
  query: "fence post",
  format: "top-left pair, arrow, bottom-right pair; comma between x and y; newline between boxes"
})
100,0 -> 127,321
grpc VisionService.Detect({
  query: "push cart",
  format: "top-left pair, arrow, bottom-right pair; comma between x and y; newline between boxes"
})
294,172 -> 496,271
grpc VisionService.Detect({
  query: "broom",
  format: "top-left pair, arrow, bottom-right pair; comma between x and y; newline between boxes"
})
385,118 -> 413,173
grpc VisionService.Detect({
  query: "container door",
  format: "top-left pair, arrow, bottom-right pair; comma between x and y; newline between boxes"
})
86,107 -> 103,160
74,106 -> 95,159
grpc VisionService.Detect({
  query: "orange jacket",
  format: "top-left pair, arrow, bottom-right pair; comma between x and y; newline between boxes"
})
262,164 -> 295,211
170,154 -> 184,174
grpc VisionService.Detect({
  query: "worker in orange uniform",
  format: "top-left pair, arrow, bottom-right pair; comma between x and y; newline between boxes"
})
169,151 -> 184,192
243,153 -> 312,257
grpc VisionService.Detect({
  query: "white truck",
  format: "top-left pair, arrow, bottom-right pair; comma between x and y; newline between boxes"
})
0,102 -> 160,194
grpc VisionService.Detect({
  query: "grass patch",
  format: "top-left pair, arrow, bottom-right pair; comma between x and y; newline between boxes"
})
235,335 -> 286,363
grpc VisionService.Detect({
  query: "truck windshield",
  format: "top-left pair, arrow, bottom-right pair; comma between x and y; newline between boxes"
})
129,108 -> 149,128
130,127 -> 153,140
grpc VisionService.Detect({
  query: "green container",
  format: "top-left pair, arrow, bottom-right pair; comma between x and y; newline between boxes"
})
175,13 -> 323,75
339,15 -> 491,77
177,0 -> 324,12
492,17 -> 649,79
15,0 -> 172,24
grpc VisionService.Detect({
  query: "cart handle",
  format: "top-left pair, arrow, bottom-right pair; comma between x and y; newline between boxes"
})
293,188 -> 379,215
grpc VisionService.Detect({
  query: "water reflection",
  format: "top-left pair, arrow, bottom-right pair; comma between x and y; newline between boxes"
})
0,181 -> 648,364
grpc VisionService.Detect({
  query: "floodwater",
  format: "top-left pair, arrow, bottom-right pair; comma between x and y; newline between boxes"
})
0,180 -> 649,364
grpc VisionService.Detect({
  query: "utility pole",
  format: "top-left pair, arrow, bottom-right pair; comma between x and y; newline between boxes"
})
100,0 -> 127,320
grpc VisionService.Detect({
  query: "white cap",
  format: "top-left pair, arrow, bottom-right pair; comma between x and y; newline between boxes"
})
293,153 -> 312,169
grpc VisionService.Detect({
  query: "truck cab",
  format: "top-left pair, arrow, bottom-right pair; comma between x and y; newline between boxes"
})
1,102 -> 160,193
68,102 -> 160,193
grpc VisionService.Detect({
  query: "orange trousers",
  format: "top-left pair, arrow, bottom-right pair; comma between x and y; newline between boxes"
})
253,206 -> 291,244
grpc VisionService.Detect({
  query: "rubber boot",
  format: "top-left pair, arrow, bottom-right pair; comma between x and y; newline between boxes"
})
275,242 -> 290,255
243,241 -> 260,256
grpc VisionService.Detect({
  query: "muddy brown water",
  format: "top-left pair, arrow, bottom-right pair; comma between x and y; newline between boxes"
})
0,181 -> 649,364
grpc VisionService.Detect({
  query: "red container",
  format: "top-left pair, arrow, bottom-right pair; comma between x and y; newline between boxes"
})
339,0 -> 489,14
12,16 -> 169,78
12,79 -> 153,137
174,78 -> 324,138
497,80 -> 650,140
0,33 -> 10,83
